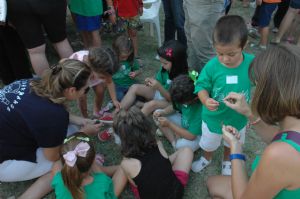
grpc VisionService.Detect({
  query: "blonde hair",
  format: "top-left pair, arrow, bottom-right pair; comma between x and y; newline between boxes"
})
61,132 -> 95,199
30,59 -> 91,104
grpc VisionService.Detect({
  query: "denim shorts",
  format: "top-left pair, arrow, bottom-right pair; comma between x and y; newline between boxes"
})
258,3 -> 278,27
74,14 -> 102,31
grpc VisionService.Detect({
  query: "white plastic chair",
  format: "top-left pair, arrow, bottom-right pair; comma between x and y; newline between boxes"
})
140,0 -> 162,48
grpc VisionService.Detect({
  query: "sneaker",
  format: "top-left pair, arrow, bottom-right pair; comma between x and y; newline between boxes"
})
272,27 -> 279,33
191,156 -> 211,173
222,161 -> 232,176
248,29 -> 260,39
98,128 -> 113,141
98,113 -> 113,124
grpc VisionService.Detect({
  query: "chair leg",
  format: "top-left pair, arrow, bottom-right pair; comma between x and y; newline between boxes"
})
154,18 -> 162,47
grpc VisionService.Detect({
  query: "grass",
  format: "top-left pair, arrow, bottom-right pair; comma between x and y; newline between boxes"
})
0,2 -> 284,198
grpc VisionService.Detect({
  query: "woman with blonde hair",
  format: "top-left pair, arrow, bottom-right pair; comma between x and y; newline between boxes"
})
0,59 -> 101,198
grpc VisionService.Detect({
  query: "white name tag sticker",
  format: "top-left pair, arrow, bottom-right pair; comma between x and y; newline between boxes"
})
226,76 -> 238,84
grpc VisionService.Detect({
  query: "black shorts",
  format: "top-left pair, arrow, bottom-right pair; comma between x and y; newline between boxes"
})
7,0 -> 67,49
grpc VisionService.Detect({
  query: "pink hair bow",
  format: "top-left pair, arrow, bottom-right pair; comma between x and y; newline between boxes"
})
63,142 -> 90,167
165,48 -> 173,57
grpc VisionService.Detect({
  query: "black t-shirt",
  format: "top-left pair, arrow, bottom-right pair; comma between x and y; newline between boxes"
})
132,147 -> 184,199
0,79 -> 69,163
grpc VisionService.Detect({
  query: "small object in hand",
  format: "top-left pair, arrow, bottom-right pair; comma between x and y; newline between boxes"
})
95,120 -> 101,124
225,98 -> 237,104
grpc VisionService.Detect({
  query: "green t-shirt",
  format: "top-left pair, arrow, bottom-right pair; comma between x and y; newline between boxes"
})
251,133 -> 300,198
194,52 -> 255,134
175,100 -> 202,136
52,172 -> 117,199
155,67 -> 171,90
112,60 -> 140,87
69,0 -> 103,16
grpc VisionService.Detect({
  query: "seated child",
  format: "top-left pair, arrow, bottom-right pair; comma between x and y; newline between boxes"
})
113,106 -> 193,199
154,74 -> 202,152
70,47 -> 120,119
192,15 -> 255,175
112,34 -> 140,101
51,132 -> 127,198
120,40 -> 188,116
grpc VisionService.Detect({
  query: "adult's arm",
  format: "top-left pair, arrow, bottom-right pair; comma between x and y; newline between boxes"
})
222,126 -> 294,199
43,146 -> 61,162
224,92 -> 279,143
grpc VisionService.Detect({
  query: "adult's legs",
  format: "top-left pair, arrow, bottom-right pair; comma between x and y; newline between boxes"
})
274,7 -> 299,42
162,0 -> 176,42
27,44 -> 50,77
171,0 -> 187,46
206,175 -> 233,199
52,38 -> 74,59
120,84 -> 155,110
183,0 -> 223,71
273,0 -> 290,29
0,25 -> 32,84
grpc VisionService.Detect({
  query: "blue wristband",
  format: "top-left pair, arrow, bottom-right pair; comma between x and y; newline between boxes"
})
230,154 -> 246,161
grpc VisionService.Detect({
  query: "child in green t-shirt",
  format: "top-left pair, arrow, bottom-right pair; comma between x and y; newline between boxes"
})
154,75 -> 202,152
112,35 -> 140,101
192,15 -> 255,175
120,40 -> 188,116
51,132 -> 126,199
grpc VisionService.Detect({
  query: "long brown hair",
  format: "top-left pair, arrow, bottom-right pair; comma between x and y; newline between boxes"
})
113,106 -> 157,158
30,59 -> 91,104
61,132 -> 95,199
249,44 -> 300,124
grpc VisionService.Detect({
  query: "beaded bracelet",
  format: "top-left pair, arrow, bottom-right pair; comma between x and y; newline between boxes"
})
229,153 -> 246,161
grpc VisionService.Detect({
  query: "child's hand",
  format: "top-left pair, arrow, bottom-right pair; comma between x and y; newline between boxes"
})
222,125 -> 241,147
145,78 -> 159,89
80,123 -> 103,135
157,117 -> 169,127
205,98 -> 219,111
112,100 -> 121,111
129,71 -> 137,79
153,110 -> 165,118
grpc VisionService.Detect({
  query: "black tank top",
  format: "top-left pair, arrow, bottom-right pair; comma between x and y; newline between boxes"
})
132,147 -> 184,199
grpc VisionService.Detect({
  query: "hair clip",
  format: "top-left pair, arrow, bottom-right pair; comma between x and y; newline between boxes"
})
63,142 -> 90,167
188,70 -> 199,85
63,135 -> 90,144
165,48 -> 173,57
50,64 -> 62,75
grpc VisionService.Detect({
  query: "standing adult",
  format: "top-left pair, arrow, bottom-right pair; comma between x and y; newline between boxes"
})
183,0 -> 224,71
7,0 -> 73,76
0,59 -> 100,198
207,44 -> 300,198
162,0 -> 187,46
0,23 -> 32,85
